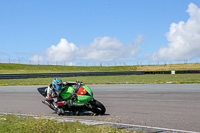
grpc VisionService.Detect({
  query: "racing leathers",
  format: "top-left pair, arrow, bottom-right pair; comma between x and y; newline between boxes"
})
42,81 -> 80,115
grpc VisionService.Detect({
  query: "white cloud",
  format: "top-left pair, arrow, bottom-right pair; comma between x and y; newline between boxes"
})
128,34 -> 143,57
46,38 -> 78,62
80,35 -> 142,61
29,38 -> 78,62
153,3 -> 200,61
80,37 -> 124,61
81,35 -> 143,61
30,36 -> 143,62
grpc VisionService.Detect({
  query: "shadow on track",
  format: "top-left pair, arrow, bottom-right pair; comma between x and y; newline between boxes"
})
51,111 -> 109,116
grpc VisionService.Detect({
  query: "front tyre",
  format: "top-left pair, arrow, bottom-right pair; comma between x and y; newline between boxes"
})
90,100 -> 106,115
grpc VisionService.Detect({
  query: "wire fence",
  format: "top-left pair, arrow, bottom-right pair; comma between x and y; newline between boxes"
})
0,58 -> 200,66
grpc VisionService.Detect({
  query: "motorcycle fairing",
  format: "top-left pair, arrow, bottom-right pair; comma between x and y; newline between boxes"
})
60,86 -> 73,100
60,85 -> 93,106
77,86 -> 87,95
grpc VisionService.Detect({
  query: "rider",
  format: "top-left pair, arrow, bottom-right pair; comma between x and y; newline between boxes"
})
42,78 -> 77,115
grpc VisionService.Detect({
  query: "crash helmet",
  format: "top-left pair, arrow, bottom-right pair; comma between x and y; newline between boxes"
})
52,78 -> 63,91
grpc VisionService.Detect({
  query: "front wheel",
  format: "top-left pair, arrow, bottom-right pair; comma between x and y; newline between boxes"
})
90,100 -> 106,115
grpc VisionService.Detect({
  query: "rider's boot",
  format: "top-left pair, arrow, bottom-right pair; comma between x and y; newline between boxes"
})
42,99 -> 56,110
52,102 -> 64,115
57,108 -> 65,115
42,99 -> 52,106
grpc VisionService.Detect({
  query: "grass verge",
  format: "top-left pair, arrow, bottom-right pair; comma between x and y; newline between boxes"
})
1,74 -> 200,85
0,63 -> 137,73
0,114 -> 139,133
1,63 -> 200,74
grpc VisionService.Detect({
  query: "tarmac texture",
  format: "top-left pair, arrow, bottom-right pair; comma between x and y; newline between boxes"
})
0,84 -> 200,132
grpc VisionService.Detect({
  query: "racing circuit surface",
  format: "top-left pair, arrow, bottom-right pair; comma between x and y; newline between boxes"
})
0,84 -> 200,132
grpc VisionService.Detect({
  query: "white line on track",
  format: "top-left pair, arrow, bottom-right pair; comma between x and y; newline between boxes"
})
1,112 -> 199,133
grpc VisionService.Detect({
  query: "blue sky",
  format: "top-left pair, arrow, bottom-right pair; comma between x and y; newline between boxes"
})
1,0 -> 200,65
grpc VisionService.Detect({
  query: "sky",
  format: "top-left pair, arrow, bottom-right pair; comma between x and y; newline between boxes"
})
1,0 -> 200,65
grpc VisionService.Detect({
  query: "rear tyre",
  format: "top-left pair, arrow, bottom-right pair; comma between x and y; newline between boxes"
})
90,100 -> 106,115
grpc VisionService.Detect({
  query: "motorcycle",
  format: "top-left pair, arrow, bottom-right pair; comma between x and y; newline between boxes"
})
37,81 -> 106,115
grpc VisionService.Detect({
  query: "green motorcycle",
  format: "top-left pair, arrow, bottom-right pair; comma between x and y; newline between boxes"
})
37,81 -> 106,115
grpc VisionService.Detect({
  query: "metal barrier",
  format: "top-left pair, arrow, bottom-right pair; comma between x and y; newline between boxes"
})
145,70 -> 200,74
1,70 -> 200,79
175,70 -> 200,74
0,71 -> 145,79
145,71 -> 171,74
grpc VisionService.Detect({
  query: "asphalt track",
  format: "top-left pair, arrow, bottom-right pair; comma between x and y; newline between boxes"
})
0,84 -> 200,132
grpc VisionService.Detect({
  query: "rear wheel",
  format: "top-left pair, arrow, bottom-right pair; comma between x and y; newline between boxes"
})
90,100 -> 106,115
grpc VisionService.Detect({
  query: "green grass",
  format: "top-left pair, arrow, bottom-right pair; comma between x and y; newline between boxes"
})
0,114 -> 139,133
1,74 -> 200,86
1,63 -> 200,85
0,63 -> 137,73
1,63 -> 200,74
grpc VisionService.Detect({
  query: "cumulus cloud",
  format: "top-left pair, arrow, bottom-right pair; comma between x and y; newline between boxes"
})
80,37 -> 124,61
30,35 -> 143,62
153,3 -> 200,61
81,35 -> 142,61
128,34 -> 143,57
29,38 -> 78,62
46,38 -> 78,62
